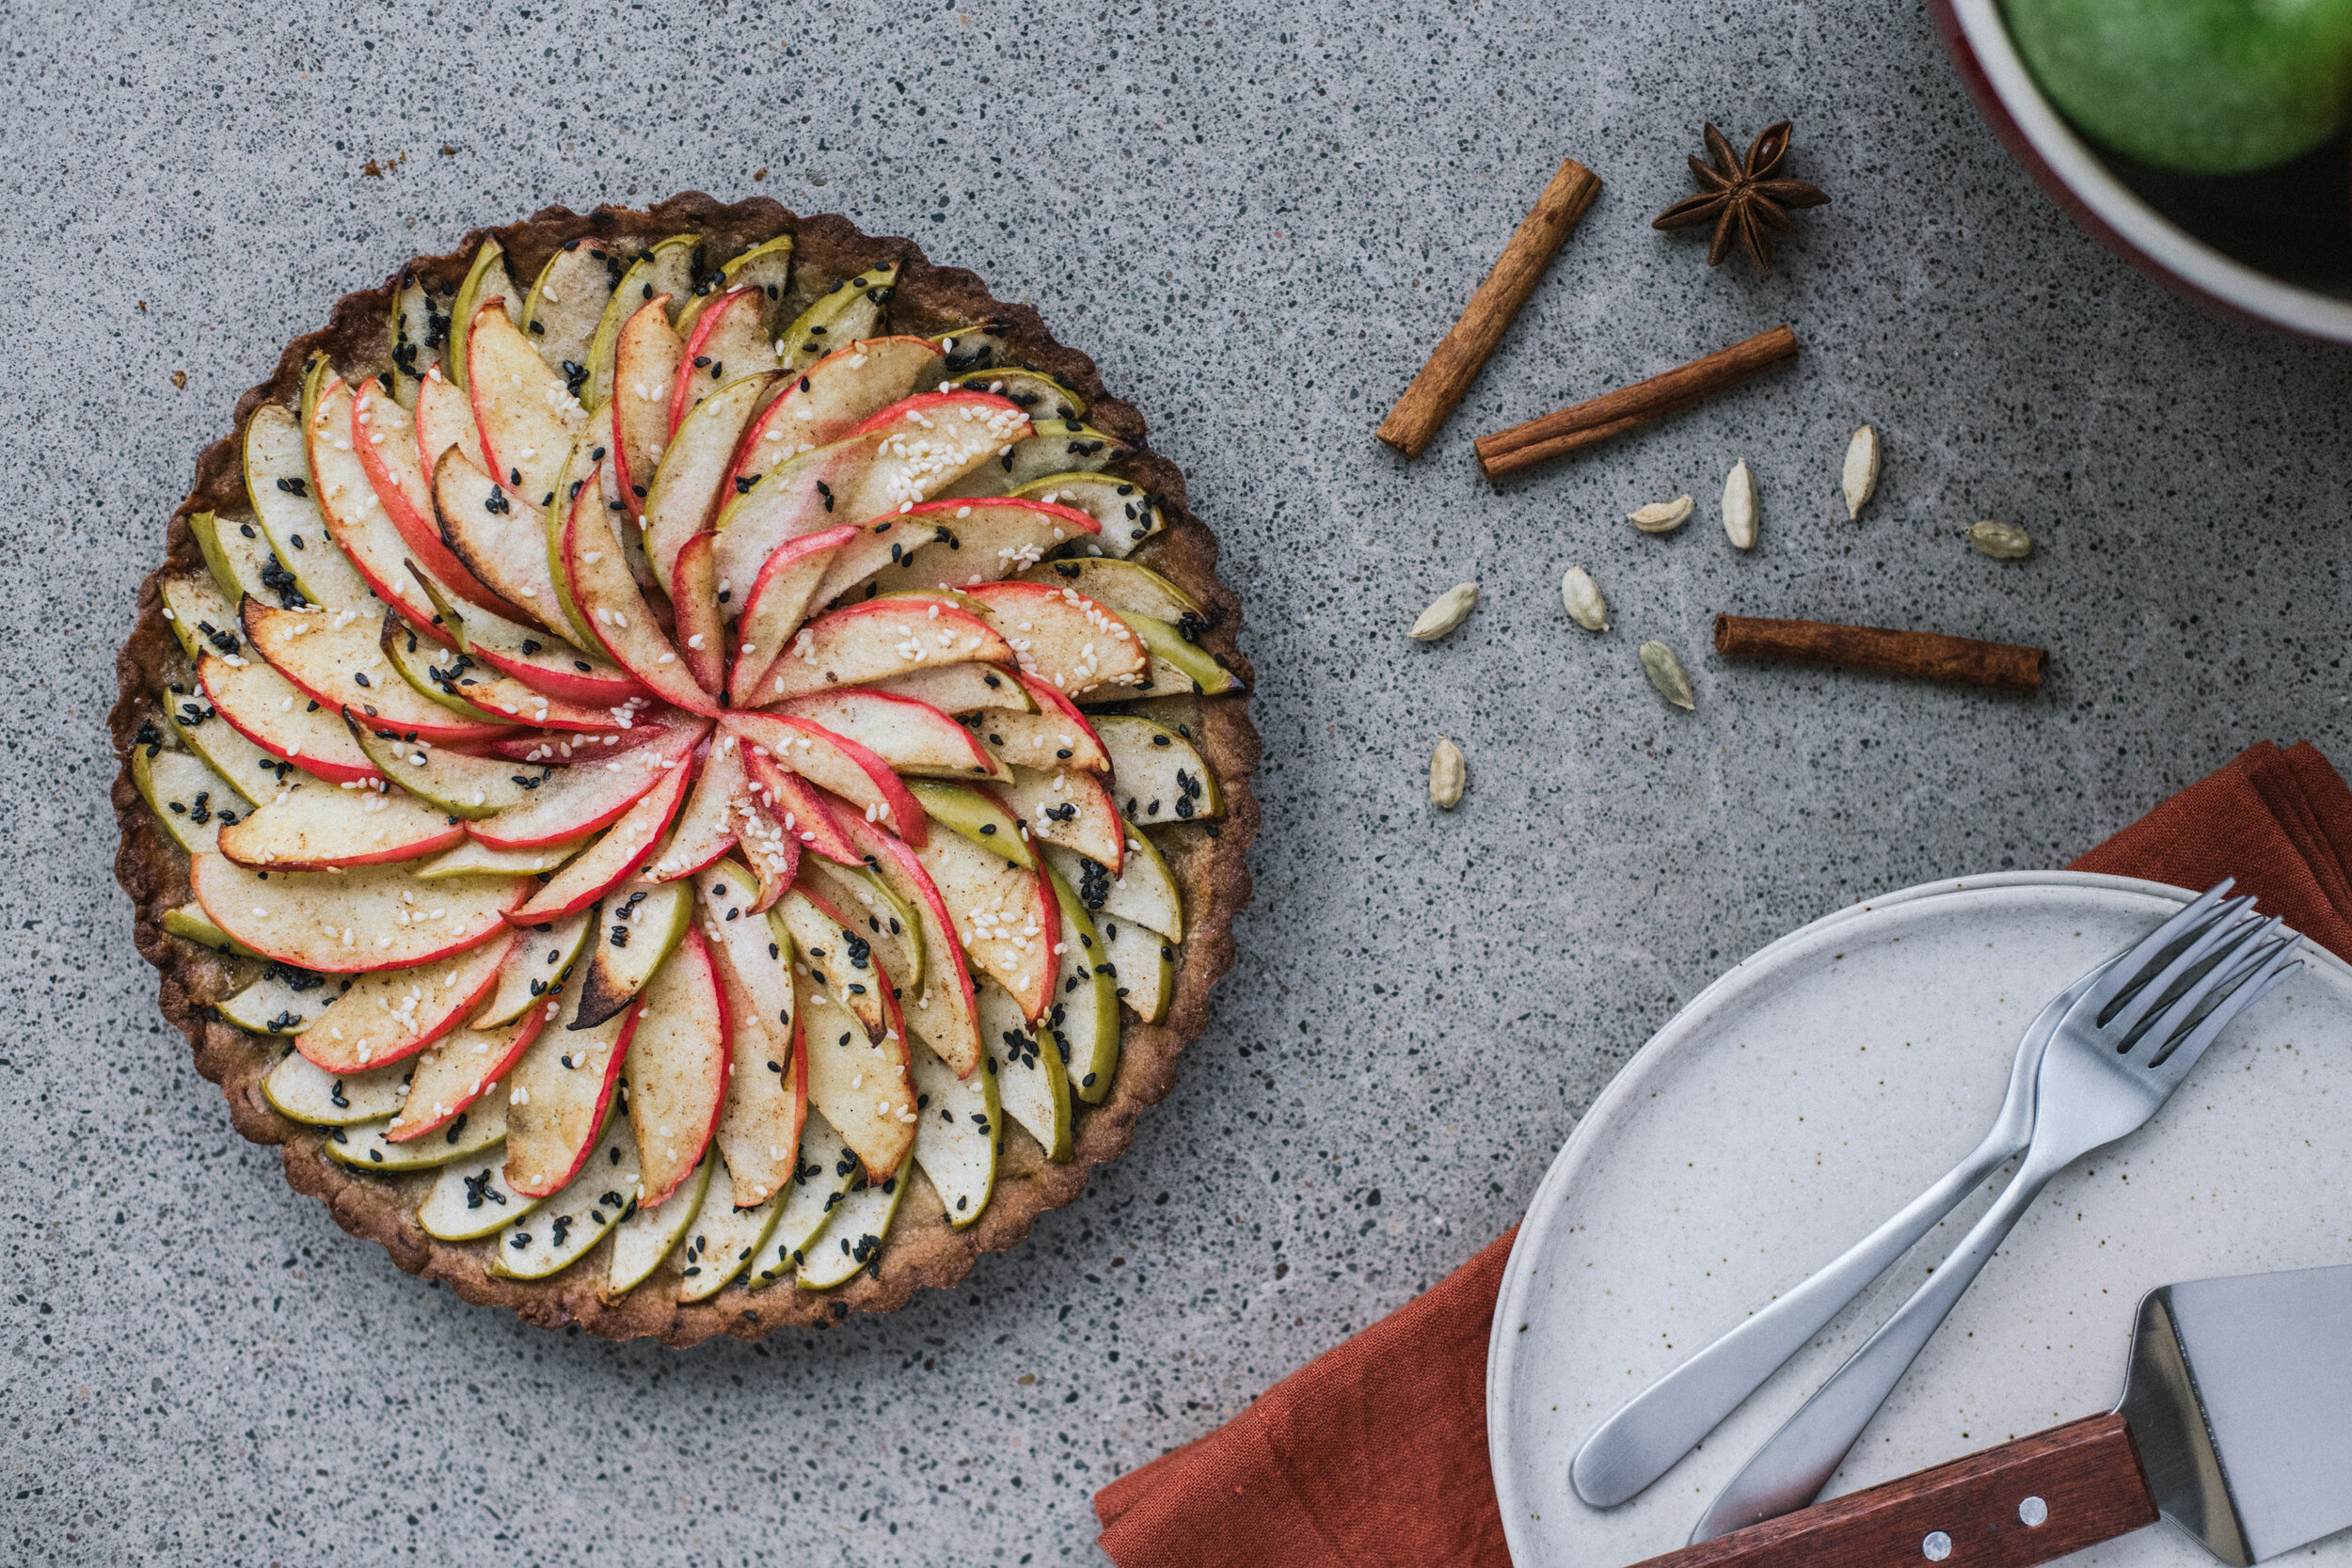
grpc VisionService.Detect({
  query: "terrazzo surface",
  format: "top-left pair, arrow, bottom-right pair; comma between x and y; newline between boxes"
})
7,0 -> 2350,1562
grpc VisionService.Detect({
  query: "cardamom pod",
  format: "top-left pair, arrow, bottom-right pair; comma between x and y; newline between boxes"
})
1561,566 -> 1608,631
1722,458 -> 1757,549
1640,641 -> 1695,711
1841,426 -> 1880,520
1429,736 -> 1466,809
1629,495 -> 1694,534
1966,519 -> 2032,560
1409,581 -> 1479,641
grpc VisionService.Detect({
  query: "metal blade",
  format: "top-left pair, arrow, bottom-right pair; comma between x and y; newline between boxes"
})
2117,1263 -> 2352,1565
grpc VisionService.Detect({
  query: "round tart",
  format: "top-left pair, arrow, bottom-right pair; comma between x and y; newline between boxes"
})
110,195 -> 1258,1343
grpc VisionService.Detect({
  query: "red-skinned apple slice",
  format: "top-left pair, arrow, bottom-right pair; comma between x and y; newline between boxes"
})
561,462 -> 723,717
838,813 -> 983,1077
815,497 -> 1100,607
380,610 -> 641,733
218,781 -> 467,870
487,726 -> 673,766
432,447 -> 571,635
777,882 -> 890,1041
971,671 -> 1113,777
959,579 -> 1149,699
611,294 -> 684,521
907,803 -> 1056,1021
755,597 -> 1014,705
722,335 -> 943,496
294,932 -> 515,1073
624,926 -> 730,1205
727,523 -> 856,702
649,733 -> 741,882
667,286 -> 778,436
722,712 -> 924,847
386,1000 -> 549,1143
794,942 -> 915,1180
199,652 -> 381,786
669,531 -> 727,703
351,377 -> 520,617
708,392 -> 1033,606
732,752 -> 806,908
863,662 -> 1034,715
419,583 -> 649,708
502,963 -> 633,1197
644,372 -> 770,595
743,754 -> 859,867
303,376 -> 455,645
503,759 -> 692,924
993,764 -> 1123,868
242,599 -> 513,746
696,858 -> 806,1206
466,717 -> 706,850
189,852 -> 528,974
467,302 -> 582,505
775,689 -> 1007,781
415,364 -> 485,473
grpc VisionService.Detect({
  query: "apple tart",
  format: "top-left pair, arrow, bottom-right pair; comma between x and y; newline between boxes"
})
111,196 -> 1257,1343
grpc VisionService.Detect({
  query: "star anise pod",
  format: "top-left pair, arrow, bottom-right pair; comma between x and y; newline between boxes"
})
1652,120 -> 1830,275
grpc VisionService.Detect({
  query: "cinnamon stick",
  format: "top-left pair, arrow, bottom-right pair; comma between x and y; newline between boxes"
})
1713,614 -> 2047,694
1473,325 -> 1800,479
1376,158 -> 1602,459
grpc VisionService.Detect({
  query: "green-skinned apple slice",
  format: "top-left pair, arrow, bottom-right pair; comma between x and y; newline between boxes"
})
601,1141 -> 704,1299
905,778 -> 1032,867
218,779 -> 465,871
817,497 -> 1101,607
582,233 -> 698,411
159,572 -> 240,663
795,955 -> 915,1180
746,1110 -> 854,1287
726,524 -> 856,701
544,418 -> 617,649
911,1027 -> 998,1227
697,858 -> 806,1207
199,653 -> 381,786
294,931 -> 514,1072
403,568 -> 646,708
190,509 -> 303,609
776,689 -> 1005,782
907,793 -> 1055,1020
305,377 -> 461,640
389,268 -> 443,409
467,302 -> 586,507
414,838 -> 581,879
522,238 -> 621,384
378,613 -> 632,732
675,1156 -> 787,1301
776,885 -> 887,1043
562,466 -> 722,716
780,262 -> 898,372
190,851 -> 527,973
415,364 -> 485,474
389,998 -> 549,1142
923,323 -> 1011,382
669,288 -> 779,436
133,743 -> 241,855
675,235 -> 794,339
244,402 -> 372,611
938,418 -> 1133,499
432,447 -> 572,635
326,1102 -> 504,1172
851,663 -> 1028,719
1038,863 -> 1119,1101
796,1161 -> 906,1290
504,960 -> 632,1196
840,812 -> 980,1076
466,717 -> 703,850
670,532 -> 727,700
419,1148 -> 543,1241
1018,556 -> 1199,622
446,239 -> 523,394
1011,473 -> 1164,558
622,926 -> 729,1205
165,683 -> 278,805
980,980 -> 1072,1161
960,579 -> 1149,700
474,910 -> 591,1027
261,1049 -> 398,1124
755,597 -> 1014,705
939,365 -> 1086,421
1097,610 -> 1246,701
968,673 -> 1111,780
244,599 -> 510,746
724,336 -> 943,497
993,765 -> 1121,866
224,963 -> 345,1037
351,378 -> 519,616
612,294 -> 685,521
644,372 -> 771,594
491,1111 -> 635,1279
1096,714 -> 1222,824
1096,912 -> 1172,1023
163,900 -> 262,957
1044,832 -> 1182,942
573,877 -> 691,1029
798,859 -> 924,992
650,734 -> 743,883
505,761 -> 690,924
723,711 -> 923,846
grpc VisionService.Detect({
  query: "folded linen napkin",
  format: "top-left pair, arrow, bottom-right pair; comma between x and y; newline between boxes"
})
1096,739 -> 2352,1568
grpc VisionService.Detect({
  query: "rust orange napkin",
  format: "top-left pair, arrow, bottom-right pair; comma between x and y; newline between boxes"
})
1094,739 -> 2352,1568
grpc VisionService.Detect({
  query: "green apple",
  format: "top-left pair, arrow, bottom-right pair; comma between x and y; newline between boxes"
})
602,1142 -> 707,1298
780,261 -> 899,372
675,1155 -> 787,1301
1040,863 -> 1120,1102
2005,0 -> 2352,173
796,1157 -> 909,1289
522,239 -> 622,390
939,365 -> 1086,421
242,403 -> 369,611
1094,715 -> 1223,825
980,979 -> 1072,1161
747,1110 -> 856,1288
583,233 -> 702,410
941,418 -> 1132,498
573,878 -> 691,1028
131,743 -> 241,855
471,910 -> 591,1029
326,1101 -> 506,1172
1011,473 -> 1165,557
225,965 -> 346,1037
262,1048 -> 401,1122
492,1108 -> 634,1278
911,1035 -> 998,1227
165,683 -> 275,804
447,239 -> 523,394
1096,912 -> 1173,1024
389,267 -> 444,410
420,1148 -> 544,1241
162,900 -> 261,957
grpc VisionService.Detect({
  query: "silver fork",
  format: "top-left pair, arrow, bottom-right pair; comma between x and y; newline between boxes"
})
1689,907 -> 2303,1542
1568,880 -> 2249,1509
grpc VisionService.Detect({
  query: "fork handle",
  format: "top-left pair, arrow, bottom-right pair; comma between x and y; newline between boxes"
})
1570,1129 -> 2023,1508
1690,1145 -> 2071,1542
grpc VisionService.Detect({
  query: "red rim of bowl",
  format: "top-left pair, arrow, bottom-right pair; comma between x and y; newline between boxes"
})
1931,0 -> 2352,343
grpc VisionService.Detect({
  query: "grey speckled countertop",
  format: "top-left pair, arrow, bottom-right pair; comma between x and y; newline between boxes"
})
7,1 -> 2349,1562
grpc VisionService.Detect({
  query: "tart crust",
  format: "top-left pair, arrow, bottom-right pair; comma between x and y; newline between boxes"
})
108,194 -> 1260,1343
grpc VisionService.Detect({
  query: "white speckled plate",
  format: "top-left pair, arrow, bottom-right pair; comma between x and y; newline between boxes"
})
1489,871 -> 2352,1568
